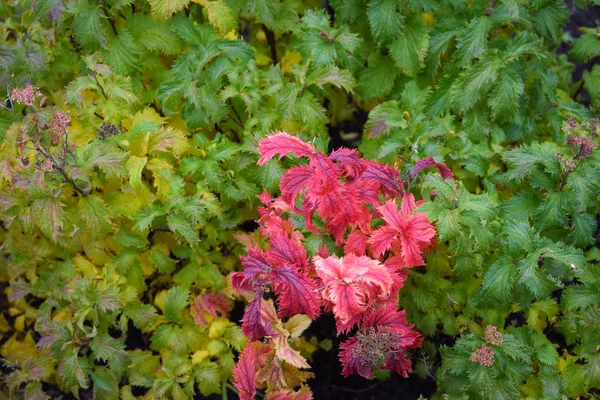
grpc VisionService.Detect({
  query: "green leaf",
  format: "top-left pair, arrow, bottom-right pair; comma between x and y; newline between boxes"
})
91,333 -> 128,374
481,259 -> 515,301
32,196 -> 64,242
489,64 -> 524,122
367,0 -> 404,45
78,196 -> 114,239
126,156 -> 147,190
60,348 -> 89,389
91,368 -> 119,393
164,286 -> 190,324
307,65 -> 355,92
364,100 -> 406,137
194,360 -> 221,396
123,302 -> 158,331
68,0 -> 107,48
533,1 -> 568,45
104,29 -> 141,76
150,247 -> 178,274
357,53 -> 398,99
453,17 -> 490,67
167,213 -> 199,244
247,0 -> 276,24
390,16 -> 429,77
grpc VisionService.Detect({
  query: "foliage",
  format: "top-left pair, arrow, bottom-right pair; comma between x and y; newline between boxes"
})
0,0 -> 599,398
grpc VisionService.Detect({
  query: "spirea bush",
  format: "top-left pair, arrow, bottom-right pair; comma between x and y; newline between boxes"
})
1,0 -> 599,398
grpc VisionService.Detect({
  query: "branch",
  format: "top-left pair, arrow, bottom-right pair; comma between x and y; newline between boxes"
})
34,142 -> 89,196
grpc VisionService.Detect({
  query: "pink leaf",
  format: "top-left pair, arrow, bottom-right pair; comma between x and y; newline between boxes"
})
258,132 -> 315,165
345,230 -> 369,256
369,200 -> 436,267
314,255 -> 393,325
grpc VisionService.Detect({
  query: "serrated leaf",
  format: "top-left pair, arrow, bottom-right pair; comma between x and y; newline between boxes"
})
148,0 -> 190,21
307,65 -> 355,92
164,286 -> 190,323
453,17 -> 490,67
367,0 -> 404,45
390,16 -> 429,77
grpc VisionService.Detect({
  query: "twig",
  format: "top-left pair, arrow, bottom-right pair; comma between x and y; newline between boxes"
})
34,142 -> 88,196
98,0 -> 118,36
486,0 -> 499,16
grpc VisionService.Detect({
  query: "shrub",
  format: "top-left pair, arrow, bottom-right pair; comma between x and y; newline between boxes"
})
0,0 -> 599,399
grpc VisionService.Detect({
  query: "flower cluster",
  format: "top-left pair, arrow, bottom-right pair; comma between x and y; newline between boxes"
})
470,346 -> 495,367
485,325 -> 503,345
49,111 -> 70,144
567,135 -> 597,159
11,84 -> 41,106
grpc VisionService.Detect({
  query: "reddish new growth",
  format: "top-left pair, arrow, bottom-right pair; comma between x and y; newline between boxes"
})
233,132 -> 452,398
485,325 -> 503,345
470,346 -> 495,367
11,84 -> 41,106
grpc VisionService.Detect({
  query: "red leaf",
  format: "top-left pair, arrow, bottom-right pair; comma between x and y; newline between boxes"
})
241,294 -> 276,341
191,293 -> 233,326
361,162 -> 404,197
411,156 -> 454,180
233,341 -> 271,400
369,200 -> 436,267
265,386 -> 313,400
272,266 -> 321,319
258,132 -> 315,165
339,336 -> 373,378
280,166 -> 313,209
328,147 -> 365,180
267,233 -> 310,273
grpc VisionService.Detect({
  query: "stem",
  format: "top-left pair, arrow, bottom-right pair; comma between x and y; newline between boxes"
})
486,0 -> 499,16
262,24 -> 277,63
297,83 -> 308,99
98,0 -> 118,36
90,70 -> 108,100
35,142 -> 88,196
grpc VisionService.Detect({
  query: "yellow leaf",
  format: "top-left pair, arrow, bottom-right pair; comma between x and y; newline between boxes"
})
256,30 -> 267,42
139,251 -> 155,276
209,318 -> 232,339
1,333 -> 39,364
14,315 -> 26,332
0,314 -> 11,332
53,310 -> 72,323
154,290 -> 168,312
8,307 -> 22,317
73,254 -> 98,278
420,13 -> 435,26
192,350 -> 210,365
281,51 -> 303,73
